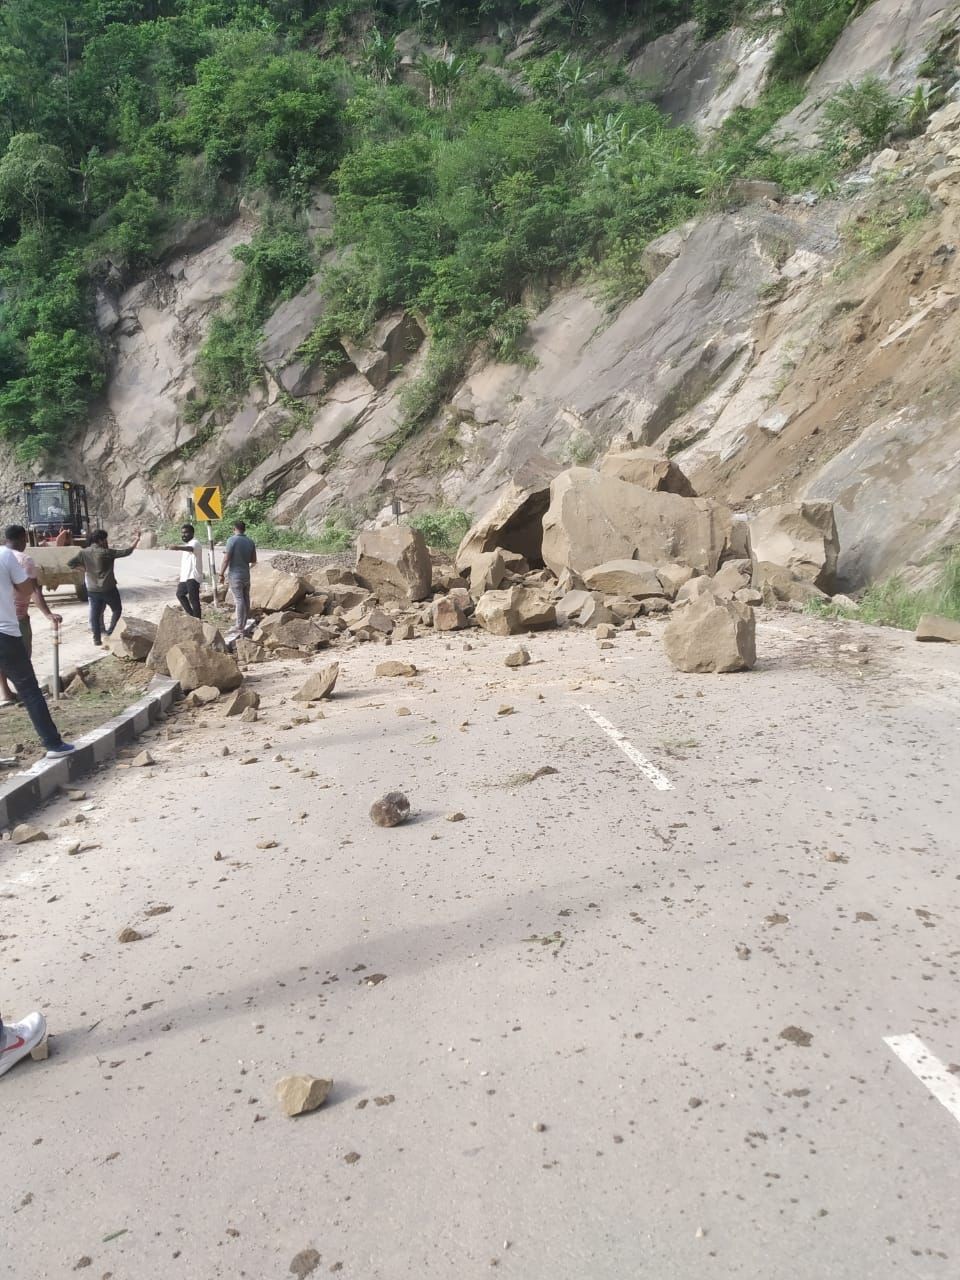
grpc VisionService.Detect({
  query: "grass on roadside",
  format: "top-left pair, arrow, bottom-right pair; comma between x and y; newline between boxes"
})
807,550 -> 960,630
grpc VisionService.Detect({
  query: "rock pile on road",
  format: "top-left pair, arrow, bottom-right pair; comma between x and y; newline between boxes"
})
113,446 -> 849,685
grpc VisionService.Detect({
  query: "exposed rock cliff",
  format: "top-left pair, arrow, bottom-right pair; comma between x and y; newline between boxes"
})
8,1 -> 959,594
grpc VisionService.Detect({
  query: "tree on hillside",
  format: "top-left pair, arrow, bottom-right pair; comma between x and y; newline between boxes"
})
0,132 -> 70,231
416,50 -> 467,110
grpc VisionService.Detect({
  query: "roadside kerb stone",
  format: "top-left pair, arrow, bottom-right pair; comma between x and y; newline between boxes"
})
0,675 -> 179,831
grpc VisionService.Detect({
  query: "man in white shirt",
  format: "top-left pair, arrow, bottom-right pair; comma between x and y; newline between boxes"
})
168,522 -> 204,618
0,544 -> 73,758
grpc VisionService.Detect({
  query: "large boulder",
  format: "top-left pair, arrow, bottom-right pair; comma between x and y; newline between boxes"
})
355,526 -> 432,603
147,606 -> 224,675
167,641 -> 243,693
598,445 -> 697,496
663,598 -> 757,673
249,564 -> 307,613
474,587 -> 522,636
456,480 -> 551,578
254,614 -> 331,652
748,502 -> 839,592
541,468 -> 733,578
583,560 -> 665,599
515,586 -> 557,631
106,616 -> 157,662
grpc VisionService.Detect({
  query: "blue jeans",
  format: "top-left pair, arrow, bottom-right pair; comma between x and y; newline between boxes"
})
88,587 -> 122,644
0,632 -> 64,750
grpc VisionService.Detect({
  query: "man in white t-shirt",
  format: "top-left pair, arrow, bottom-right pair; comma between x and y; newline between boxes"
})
0,543 -> 73,758
168,522 -> 204,618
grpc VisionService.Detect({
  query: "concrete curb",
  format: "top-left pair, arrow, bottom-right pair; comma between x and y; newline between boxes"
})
0,675 -> 180,830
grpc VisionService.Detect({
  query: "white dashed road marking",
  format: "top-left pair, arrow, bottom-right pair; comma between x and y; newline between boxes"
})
884,1034 -> 960,1130
581,706 -> 674,792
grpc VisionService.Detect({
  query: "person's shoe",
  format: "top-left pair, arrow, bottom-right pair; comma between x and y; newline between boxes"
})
45,741 -> 76,759
0,1011 -> 47,1078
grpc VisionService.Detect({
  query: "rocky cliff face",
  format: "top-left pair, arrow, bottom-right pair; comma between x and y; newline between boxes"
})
8,1 -> 959,592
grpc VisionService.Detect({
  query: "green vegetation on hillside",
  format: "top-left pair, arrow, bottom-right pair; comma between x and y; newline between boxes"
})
0,0 -> 880,461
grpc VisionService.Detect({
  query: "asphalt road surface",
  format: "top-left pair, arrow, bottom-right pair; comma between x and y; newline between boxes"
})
3,612 -> 959,1279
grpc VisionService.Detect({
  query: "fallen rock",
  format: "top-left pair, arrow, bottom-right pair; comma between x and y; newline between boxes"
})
223,688 -> 261,717
289,1248 -> 322,1278
583,559 -> 664,599
516,586 -> 556,631
166,642 -> 243,693
663,597 -> 756,673
556,589 -> 613,628
106,616 -> 157,662
249,563 -> 306,613
131,750 -> 155,767
606,595 -> 643,622
433,597 -> 467,631
356,526 -> 432,603
370,792 -> 411,827
456,479 -> 551,579
657,563 -> 696,599
474,587 -> 522,636
256,614 -> 331,652
752,561 -> 827,607
276,1075 -> 333,1117
188,686 -> 220,707
117,927 -> 144,943
541,468 -> 733,577
147,606 -> 224,675
596,623 -> 616,640
240,706 -> 259,723
294,664 -> 340,702
674,577 -> 719,607
915,613 -> 960,643
10,824 -> 47,845
598,444 -> 696,496
468,549 -> 507,595
376,661 -> 417,677
735,586 -> 763,606
505,646 -> 531,667
710,559 -> 753,597
446,811 -> 466,822
749,502 -> 839,591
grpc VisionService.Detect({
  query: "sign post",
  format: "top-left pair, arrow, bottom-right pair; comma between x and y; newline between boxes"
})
193,485 -> 223,601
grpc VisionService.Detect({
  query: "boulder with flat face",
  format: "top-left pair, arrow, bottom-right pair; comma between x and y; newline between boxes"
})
146,606 -> 224,675
598,445 -> 696,496
456,480 -> 551,578
541,468 -> 733,578
249,564 -> 307,613
663,597 -> 757,673
748,502 -> 839,592
106,616 -> 157,662
474,587 -> 523,636
583,560 -> 665,599
355,526 -> 432,603
915,613 -> 960,643
166,641 -> 243,693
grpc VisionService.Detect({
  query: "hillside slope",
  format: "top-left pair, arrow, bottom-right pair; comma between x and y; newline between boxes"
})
1,0 -> 957,590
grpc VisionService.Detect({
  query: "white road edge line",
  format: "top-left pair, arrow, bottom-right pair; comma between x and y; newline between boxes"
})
884,1033 -> 960,1129
581,706 -> 674,792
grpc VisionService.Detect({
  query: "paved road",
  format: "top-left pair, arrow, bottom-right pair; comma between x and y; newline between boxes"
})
3,613 -> 959,1278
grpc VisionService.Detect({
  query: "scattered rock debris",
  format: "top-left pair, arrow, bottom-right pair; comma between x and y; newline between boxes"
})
370,792 -> 410,828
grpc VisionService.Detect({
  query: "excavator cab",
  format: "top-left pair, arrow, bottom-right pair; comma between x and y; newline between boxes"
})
22,481 -> 91,547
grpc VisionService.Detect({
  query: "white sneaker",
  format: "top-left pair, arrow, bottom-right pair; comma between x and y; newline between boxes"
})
0,1011 -> 47,1078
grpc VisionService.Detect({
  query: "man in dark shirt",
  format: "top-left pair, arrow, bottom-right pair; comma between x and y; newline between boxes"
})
69,528 -> 141,646
219,519 -> 257,633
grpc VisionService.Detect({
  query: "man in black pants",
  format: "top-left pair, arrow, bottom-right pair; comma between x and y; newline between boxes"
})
69,528 -> 141,646
168,523 -> 204,618
0,541 -> 73,758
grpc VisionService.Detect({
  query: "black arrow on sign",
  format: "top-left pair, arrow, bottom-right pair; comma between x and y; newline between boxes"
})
196,487 -> 220,521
